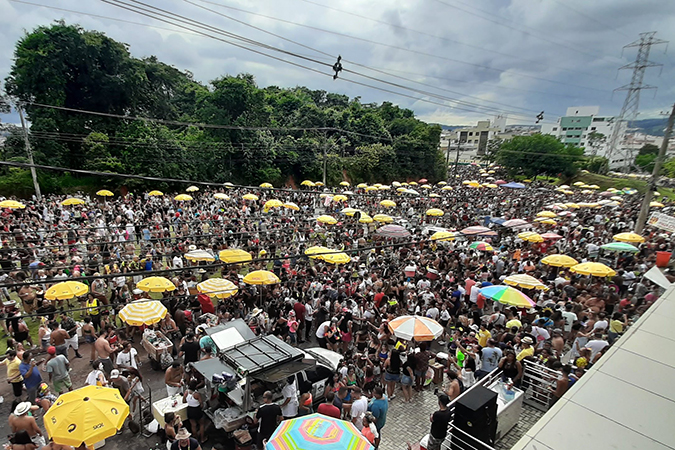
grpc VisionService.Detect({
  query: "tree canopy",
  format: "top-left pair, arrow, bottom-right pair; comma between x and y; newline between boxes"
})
1,22 -> 445,193
494,134 -> 583,178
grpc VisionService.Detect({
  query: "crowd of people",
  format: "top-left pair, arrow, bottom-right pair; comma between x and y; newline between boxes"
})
0,165 -> 671,450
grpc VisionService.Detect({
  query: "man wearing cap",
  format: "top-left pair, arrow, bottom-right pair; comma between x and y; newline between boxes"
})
516,336 -> 535,361
9,401 -> 43,445
45,346 -> 72,395
109,369 -> 129,399
170,428 -> 201,450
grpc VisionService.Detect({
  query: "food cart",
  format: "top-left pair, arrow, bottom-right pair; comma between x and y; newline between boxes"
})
141,330 -> 174,370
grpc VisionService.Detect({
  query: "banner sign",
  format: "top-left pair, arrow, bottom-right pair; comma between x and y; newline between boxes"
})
648,212 -> 675,233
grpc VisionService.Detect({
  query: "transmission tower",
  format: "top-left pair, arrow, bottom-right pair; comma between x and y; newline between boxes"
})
606,32 -> 667,170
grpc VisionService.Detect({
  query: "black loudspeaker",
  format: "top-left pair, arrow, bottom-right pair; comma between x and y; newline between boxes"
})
451,386 -> 498,450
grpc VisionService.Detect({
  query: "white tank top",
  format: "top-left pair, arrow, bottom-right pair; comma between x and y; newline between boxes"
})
186,391 -> 200,407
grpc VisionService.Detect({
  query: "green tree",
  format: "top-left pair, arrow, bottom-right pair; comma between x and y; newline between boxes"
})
586,131 -> 605,156
483,137 -> 503,163
495,134 -> 583,178
638,143 -> 659,155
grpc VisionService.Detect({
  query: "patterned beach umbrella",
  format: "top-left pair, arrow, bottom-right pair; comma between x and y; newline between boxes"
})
266,413 -> 373,450
387,315 -> 443,342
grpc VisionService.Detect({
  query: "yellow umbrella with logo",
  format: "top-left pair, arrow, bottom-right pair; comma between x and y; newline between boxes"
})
301,180 -> 315,187
96,190 -> 114,197
148,190 -> 164,196
62,198 -> 85,206
421,184 -> 432,189
359,214 -> 373,223
518,231 -> 544,243
214,193 -> 230,200
365,186 -> 378,191
264,199 -> 284,211
321,252 -> 351,265
426,208 -> 444,217
45,281 -> 89,301
174,194 -> 193,201
224,182 -> 234,188
197,278 -> 238,299
219,249 -> 252,264
536,211 -> 557,218
243,194 -> 259,201
357,183 -> 368,189
136,276 -> 176,293
243,270 -> 280,285
332,195 -> 348,202
305,246 -> 331,259
341,207 -> 359,216
119,300 -> 168,326
315,181 -> 324,187
317,215 -> 338,225
340,181 -> 350,187
441,186 -> 453,191
260,182 -> 273,188
284,202 -> 300,211
44,385 -> 129,447
380,200 -> 396,208
186,186 -> 199,192
0,200 -> 25,209
184,250 -> 215,262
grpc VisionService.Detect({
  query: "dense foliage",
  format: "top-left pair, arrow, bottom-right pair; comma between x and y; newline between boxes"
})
494,134 -> 584,178
1,22 -> 445,194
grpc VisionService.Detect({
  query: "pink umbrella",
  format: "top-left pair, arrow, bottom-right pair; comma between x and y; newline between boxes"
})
460,226 -> 497,237
419,178 -> 428,184
541,232 -> 563,240
495,180 -> 507,185
501,219 -> 529,228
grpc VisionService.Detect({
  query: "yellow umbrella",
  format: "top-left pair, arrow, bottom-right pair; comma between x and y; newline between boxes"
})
378,185 -> 391,190
341,207 -> 359,216
301,180 -> 315,187
243,194 -> 259,201
136,276 -> 176,293
321,252 -> 351,264
260,182 -> 273,188
340,181 -> 350,187
45,281 -> 89,301
380,200 -> 396,208
284,202 -> 300,211
573,181 -> 585,186
365,186 -> 378,191
96,189 -> 114,197
219,249 -> 252,264
570,262 -> 616,277
430,231 -> 456,241
359,214 -> 373,223
264,199 -> 284,209
119,300 -> 168,326
214,193 -> 230,200
357,183 -> 368,188
408,181 -> 418,186
184,250 -> 215,262
373,183 -> 383,188
0,200 -> 25,209
468,182 -> 481,188
518,231 -> 543,243
484,184 -> 499,188
462,180 -> 471,185
197,278 -> 238,299
613,232 -> 645,243
392,181 -> 402,187
541,254 -> 578,267
504,274 -> 548,290
396,187 -> 407,193
373,214 -> 394,223
565,203 -> 580,209
588,184 -> 600,189
317,215 -> 338,224
315,181 -> 324,187
441,186 -> 453,191
426,208 -> 444,217
305,246 -> 331,259
650,201 -> 665,207
186,185 -> 199,192
421,184 -> 432,189
61,197 -> 85,206
148,190 -> 164,196
174,194 -> 193,201
536,218 -> 557,225
243,270 -> 280,285
224,182 -> 234,188
561,190 -> 574,195
429,193 -> 441,197
319,193 -> 331,198
44,385 -> 129,447
332,195 -> 348,202
536,211 -> 557,218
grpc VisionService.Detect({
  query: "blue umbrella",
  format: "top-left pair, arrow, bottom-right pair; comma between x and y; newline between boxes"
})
502,182 -> 526,189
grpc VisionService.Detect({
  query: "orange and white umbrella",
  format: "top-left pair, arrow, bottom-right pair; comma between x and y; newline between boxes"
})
387,315 -> 443,341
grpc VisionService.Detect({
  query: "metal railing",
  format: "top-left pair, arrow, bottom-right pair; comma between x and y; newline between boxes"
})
520,361 -> 559,411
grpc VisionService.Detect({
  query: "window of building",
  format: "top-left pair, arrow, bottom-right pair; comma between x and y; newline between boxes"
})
552,127 -> 558,131
469,132 -> 473,136
591,127 -> 596,130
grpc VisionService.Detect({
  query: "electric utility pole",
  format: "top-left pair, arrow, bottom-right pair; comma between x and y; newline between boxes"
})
17,105 -> 41,200
635,103 -> 675,234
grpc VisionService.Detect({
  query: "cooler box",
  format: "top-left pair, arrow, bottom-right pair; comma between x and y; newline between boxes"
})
152,395 -> 188,427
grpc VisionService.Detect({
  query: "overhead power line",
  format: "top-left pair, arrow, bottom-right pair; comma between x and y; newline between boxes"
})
548,0 -> 632,39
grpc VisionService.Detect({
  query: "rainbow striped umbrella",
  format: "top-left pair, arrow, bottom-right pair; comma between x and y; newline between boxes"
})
387,315 -> 443,341
469,241 -> 494,251
266,413 -> 373,450
479,285 -> 535,309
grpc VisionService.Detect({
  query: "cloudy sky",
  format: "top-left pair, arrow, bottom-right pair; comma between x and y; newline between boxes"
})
1,0 -> 675,126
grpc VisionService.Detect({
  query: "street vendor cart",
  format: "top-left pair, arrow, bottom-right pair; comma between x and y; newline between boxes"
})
141,329 -> 174,370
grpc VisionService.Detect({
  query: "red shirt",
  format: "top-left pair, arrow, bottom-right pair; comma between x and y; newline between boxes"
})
374,292 -> 385,308
317,403 -> 341,419
465,278 -> 476,297
293,302 -> 306,320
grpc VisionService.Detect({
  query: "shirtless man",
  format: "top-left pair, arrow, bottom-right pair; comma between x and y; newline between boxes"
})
49,322 -> 70,359
94,327 -> 117,376
18,285 -> 37,315
9,402 -> 43,443
165,361 -> 184,396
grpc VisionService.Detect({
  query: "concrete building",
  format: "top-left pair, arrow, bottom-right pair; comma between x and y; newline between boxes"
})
540,106 -> 632,169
